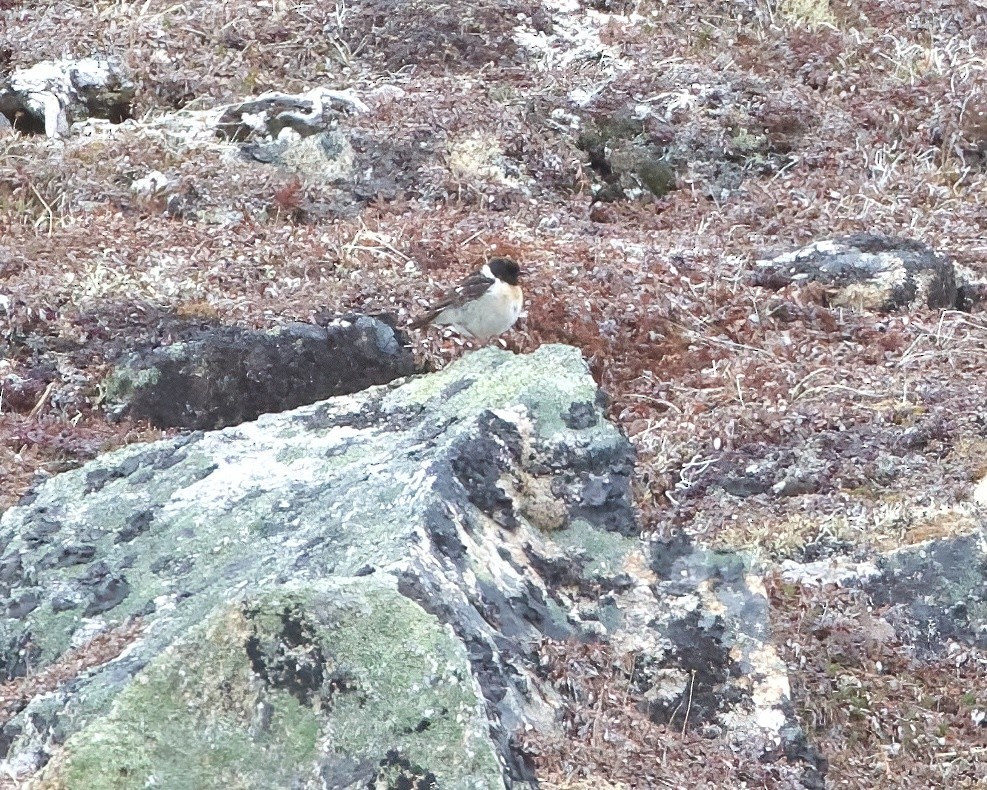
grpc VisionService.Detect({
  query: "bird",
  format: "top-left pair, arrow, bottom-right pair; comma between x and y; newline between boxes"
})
409,257 -> 523,341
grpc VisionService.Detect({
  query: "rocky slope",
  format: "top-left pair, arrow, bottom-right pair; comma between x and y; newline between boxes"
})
2,0 -> 987,786
2,346 -> 817,788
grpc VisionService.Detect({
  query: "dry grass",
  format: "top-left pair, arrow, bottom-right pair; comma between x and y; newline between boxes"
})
767,577 -> 987,788
3,0 -> 987,785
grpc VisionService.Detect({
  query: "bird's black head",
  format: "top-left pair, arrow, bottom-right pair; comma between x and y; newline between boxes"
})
489,257 -> 521,286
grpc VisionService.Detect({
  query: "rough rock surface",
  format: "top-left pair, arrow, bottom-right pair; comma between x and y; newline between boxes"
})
865,530 -> 987,656
0,56 -> 135,136
218,89 -> 368,195
754,235 -> 959,312
0,345 -> 816,787
102,317 -> 414,430
131,86 -> 436,220
215,89 -> 370,144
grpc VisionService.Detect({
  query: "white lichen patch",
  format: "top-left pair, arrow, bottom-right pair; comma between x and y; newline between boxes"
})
779,557 -> 882,586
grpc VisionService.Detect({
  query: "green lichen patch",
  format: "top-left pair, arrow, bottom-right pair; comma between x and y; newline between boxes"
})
39,581 -> 502,789
553,518 -> 638,580
390,345 -> 604,440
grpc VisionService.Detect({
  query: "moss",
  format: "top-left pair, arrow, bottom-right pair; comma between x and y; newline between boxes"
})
592,116 -> 645,144
636,158 -> 676,197
293,583 -> 499,776
41,581 -> 502,789
100,364 -> 161,405
24,608 -> 91,667
48,605 -> 321,789
729,128 -> 767,158
554,518 -> 636,579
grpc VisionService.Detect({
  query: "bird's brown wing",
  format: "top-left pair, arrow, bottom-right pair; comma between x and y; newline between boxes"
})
409,271 -> 495,329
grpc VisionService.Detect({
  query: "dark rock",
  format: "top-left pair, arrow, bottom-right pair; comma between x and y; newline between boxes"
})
114,508 -> 158,543
450,412 -> 522,531
22,514 -> 62,547
644,610 -> 737,727
865,531 -> 987,654
50,594 -> 79,613
79,561 -> 111,586
754,235 -> 959,312
567,467 -> 637,536
369,750 -> 438,789
421,502 -> 467,561
648,532 -> 693,579
0,631 -> 41,682
244,603 -> 338,707
40,544 -> 96,569
0,722 -> 21,760
102,317 -> 414,430
85,455 -> 140,493
0,554 -> 23,587
6,591 -> 41,619
83,577 -> 130,617
562,401 -> 598,430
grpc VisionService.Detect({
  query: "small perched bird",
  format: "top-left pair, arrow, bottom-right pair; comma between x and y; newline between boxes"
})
409,257 -> 523,341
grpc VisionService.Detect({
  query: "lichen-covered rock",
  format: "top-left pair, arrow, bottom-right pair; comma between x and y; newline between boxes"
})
216,89 -> 366,192
0,56 -> 135,136
214,89 -> 369,143
102,317 -> 414,430
865,529 -> 987,655
40,583 -> 501,789
0,345 -> 816,787
577,119 -> 677,204
754,235 -> 959,312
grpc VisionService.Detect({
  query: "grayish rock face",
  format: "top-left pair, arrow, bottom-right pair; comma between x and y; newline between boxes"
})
754,234 -> 960,312
0,56 -> 135,136
865,530 -> 987,656
102,317 -> 415,430
210,88 -> 437,216
214,89 -> 369,144
0,345 -> 813,787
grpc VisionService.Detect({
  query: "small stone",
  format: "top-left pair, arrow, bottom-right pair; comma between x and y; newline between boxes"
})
83,577 -> 131,617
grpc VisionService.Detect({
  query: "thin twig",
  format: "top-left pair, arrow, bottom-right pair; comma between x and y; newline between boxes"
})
28,182 -> 55,237
28,382 -> 56,418
681,669 -> 696,737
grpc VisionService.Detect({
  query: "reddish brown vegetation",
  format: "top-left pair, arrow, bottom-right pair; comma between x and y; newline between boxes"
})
2,0 -> 987,785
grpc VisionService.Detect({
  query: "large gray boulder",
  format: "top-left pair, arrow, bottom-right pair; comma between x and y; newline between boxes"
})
0,345 -> 816,787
